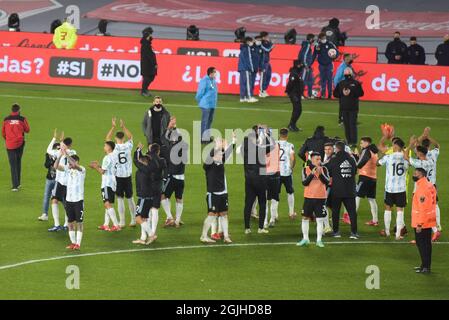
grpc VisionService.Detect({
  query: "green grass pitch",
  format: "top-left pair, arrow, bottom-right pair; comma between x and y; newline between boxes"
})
0,83 -> 448,300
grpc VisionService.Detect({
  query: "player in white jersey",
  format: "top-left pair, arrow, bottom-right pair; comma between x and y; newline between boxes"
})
277,128 -> 296,222
89,141 -> 121,232
54,150 -> 85,250
377,138 -> 409,240
47,130 -> 77,232
105,118 -> 136,228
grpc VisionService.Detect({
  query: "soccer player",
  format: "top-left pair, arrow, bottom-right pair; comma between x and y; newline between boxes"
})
378,138 -> 409,240
355,137 -> 379,226
297,152 -> 330,248
90,141 -> 121,232
277,128 -> 297,221
47,133 -> 76,232
201,136 -> 235,243
105,118 -> 136,228
54,151 -> 85,250
161,127 -> 189,228
264,130 -> 281,228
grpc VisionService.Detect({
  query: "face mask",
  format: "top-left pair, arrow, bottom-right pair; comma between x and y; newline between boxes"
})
320,39 -> 327,44
412,176 -> 420,182
347,60 -> 353,65
154,103 -> 162,109
255,40 -> 261,46
248,42 -> 254,46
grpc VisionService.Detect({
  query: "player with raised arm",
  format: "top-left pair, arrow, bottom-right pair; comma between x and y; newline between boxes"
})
54,148 -> 86,250
90,141 -> 121,232
106,118 -> 136,228
201,135 -> 235,244
378,138 -> 409,240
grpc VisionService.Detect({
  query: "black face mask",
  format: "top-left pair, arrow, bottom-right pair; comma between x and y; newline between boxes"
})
154,104 -> 162,109
412,176 -> 420,182
347,60 -> 353,65
344,74 -> 352,79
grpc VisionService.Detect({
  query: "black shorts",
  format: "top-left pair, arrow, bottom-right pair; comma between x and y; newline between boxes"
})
116,176 -> 133,198
51,182 -> 66,202
136,198 -> 152,219
279,175 -> 294,194
162,176 -> 185,199
66,201 -> 84,223
102,187 -> 116,204
206,193 -> 228,214
356,176 -> 377,199
384,191 -> 407,208
267,175 -> 280,201
303,198 -> 327,218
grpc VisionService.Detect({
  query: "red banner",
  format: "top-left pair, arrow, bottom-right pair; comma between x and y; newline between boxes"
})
85,0 -> 449,37
0,31 -> 377,63
0,46 -> 448,105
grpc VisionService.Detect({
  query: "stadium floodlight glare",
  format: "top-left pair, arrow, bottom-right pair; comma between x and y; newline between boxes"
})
50,19 -> 62,34
186,25 -> 200,40
8,13 -> 20,32
234,27 -> 246,43
284,28 -> 297,44
97,19 -> 110,36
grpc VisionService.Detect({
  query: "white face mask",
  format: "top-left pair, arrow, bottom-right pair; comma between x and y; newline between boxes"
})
248,42 -> 254,46
320,39 -> 327,44
255,40 -> 262,46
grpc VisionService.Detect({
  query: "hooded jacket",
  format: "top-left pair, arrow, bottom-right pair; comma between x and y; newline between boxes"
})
140,37 -> 157,76
142,105 -> 171,146
298,128 -> 331,161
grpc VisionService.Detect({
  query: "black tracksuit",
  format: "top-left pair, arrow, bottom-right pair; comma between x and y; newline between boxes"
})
140,37 -> 157,93
285,66 -> 305,128
407,44 -> 426,65
385,38 -> 408,64
242,134 -> 275,229
298,133 -> 332,162
133,149 -> 167,199
435,40 -> 449,66
326,150 -> 358,234
333,76 -> 364,146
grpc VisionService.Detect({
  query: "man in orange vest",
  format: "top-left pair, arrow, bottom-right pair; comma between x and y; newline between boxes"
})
412,168 -> 437,274
297,152 -> 330,248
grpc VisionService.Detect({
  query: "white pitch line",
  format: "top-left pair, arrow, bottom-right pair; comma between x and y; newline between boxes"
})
1,241 -> 448,271
0,94 -> 448,121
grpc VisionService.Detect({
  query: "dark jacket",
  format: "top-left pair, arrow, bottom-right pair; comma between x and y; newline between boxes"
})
312,41 -> 339,66
285,66 -> 305,96
133,150 -> 152,198
298,40 -> 314,67
333,76 -> 364,112
140,37 -> 157,76
321,18 -> 346,47
385,38 -> 408,64
298,131 -> 331,162
326,150 -> 357,198
407,44 -> 426,65
133,149 -> 167,197
45,153 -> 57,180
435,40 -> 449,66
165,129 -> 189,176
242,134 -> 275,178
142,105 -> 171,146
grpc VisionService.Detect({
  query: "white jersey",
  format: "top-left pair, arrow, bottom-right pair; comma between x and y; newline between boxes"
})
101,153 -> 117,191
410,157 -> 436,185
113,140 -> 133,178
48,149 -> 77,186
378,152 -> 409,193
427,148 -> 439,185
65,166 -> 86,202
278,140 -> 295,177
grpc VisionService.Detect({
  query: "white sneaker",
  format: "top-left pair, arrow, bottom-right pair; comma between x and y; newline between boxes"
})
263,223 -> 269,229
119,223 -> 126,228
258,92 -> 267,98
258,228 -> 269,234
38,214 -> 48,221
239,98 -> 248,103
224,237 -> 233,244
245,229 -> 252,234
247,97 -> 259,103
200,236 -> 216,244
132,239 -> 146,244
263,91 -> 270,97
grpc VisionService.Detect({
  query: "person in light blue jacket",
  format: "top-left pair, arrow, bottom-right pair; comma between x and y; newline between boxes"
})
196,67 -> 218,144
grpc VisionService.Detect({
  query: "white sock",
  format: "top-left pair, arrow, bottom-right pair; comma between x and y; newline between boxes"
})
202,216 -> 215,238
104,209 -> 110,226
355,197 -> 361,211
107,208 -> 119,227
63,214 -> 68,227
150,208 -> 159,236
219,216 -> 229,238
128,198 -> 136,223
76,231 -> 83,246
251,199 -> 258,215
436,204 -> 441,229
140,222 -> 147,240
384,210 -> 392,236
175,201 -> 183,223
270,200 -> 278,222
301,219 -> 310,241
117,197 -> 125,226
51,203 -> 60,227
287,193 -> 295,215
69,230 -> 76,244
218,216 -> 223,234
396,211 -> 404,238
368,198 -> 378,222
316,218 -> 324,242
264,201 -> 269,226
324,207 -> 331,229
161,199 -> 173,219
211,217 -> 218,234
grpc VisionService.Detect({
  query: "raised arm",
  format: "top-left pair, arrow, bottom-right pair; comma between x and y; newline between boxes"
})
105,117 -> 116,141
120,119 -> 133,140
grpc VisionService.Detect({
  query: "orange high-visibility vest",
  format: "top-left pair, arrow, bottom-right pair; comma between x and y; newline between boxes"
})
411,177 -> 437,229
266,143 -> 280,174
359,150 -> 378,179
303,166 -> 327,199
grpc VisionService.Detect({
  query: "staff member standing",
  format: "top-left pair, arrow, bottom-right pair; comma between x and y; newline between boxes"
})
412,168 -> 437,274
140,27 -> 157,97
326,141 -> 358,239
285,60 -> 305,132
385,31 -> 407,64
333,68 -> 364,148
435,34 -> 449,66
2,103 -> 30,191
196,67 -> 218,144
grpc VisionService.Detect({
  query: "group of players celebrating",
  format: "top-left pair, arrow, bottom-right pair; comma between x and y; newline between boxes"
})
39,104 -> 441,251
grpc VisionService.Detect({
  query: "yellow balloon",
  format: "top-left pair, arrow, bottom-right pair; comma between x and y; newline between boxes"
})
53,22 -> 78,49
